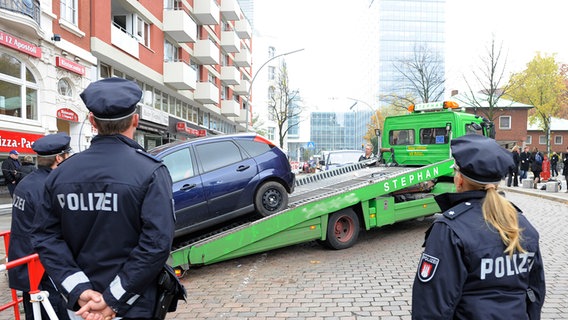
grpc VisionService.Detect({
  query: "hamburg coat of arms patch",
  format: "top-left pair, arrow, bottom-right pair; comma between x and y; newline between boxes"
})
417,253 -> 439,282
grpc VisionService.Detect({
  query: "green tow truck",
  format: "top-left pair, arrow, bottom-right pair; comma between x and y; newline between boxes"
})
169,101 -> 495,269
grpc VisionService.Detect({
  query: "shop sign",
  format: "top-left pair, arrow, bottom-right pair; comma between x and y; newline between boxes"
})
176,122 -> 207,137
55,56 -> 85,75
0,129 -> 44,154
56,108 -> 79,122
0,31 -> 41,58
140,105 -> 168,126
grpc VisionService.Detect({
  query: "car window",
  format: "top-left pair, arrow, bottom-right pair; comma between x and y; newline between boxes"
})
162,148 -> 195,183
196,141 -> 243,172
236,139 -> 271,158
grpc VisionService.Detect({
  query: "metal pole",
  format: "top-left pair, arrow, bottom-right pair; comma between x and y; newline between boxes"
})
245,48 -> 305,131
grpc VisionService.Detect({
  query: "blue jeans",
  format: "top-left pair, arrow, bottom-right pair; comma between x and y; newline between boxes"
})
520,170 -> 528,181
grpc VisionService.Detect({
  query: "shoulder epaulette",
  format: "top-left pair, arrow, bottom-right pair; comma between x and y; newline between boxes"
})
443,201 -> 474,220
136,149 -> 162,163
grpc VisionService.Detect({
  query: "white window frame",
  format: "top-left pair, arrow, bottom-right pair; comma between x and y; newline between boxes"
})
268,66 -> 275,80
499,115 -> 511,130
267,127 -> 275,141
554,135 -> 563,145
539,135 -> 546,145
60,0 -> 78,25
164,40 -> 179,62
526,136 -> 532,144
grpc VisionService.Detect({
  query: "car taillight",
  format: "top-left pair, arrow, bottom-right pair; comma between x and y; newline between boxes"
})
253,135 -> 275,148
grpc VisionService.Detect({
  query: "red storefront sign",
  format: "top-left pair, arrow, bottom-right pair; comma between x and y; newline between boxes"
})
55,56 -> 85,75
56,108 -> 79,122
0,31 -> 41,58
0,130 -> 45,154
176,122 -> 206,137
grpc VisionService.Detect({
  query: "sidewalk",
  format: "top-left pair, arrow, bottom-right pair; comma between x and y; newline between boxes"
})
500,177 -> 568,205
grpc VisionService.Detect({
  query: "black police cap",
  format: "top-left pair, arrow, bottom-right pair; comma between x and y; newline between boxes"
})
32,132 -> 72,156
80,78 -> 142,120
451,134 -> 514,184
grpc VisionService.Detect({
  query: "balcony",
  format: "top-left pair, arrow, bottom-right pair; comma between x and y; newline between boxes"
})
193,39 -> 220,65
233,49 -> 251,68
221,99 -> 240,117
235,19 -> 252,39
235,108 -> 247,123
192,0 -> 220,25
111,22 -> 139,58
194,82 -> 219,105
164,60 -> 197,90
220,30 -> 240,53
233,79 -> 250,96
220,0 -> 239,21
163,9 -> 197,43
0,0 -> 40,24
220,66 -> 240,85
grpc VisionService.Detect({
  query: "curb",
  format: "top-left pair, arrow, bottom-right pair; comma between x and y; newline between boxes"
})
501,185 -> 568,205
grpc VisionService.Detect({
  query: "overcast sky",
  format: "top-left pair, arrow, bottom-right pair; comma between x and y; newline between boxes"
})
253,0 -> 568,109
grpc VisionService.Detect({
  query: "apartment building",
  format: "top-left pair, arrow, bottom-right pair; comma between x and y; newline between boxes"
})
0,0 -> 253,158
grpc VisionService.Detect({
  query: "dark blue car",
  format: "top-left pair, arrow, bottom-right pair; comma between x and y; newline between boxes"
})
149,133 -> 295,237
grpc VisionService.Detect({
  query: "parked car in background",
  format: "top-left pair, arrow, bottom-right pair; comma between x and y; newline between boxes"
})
319,150 -> 363,171
149,133 -> 295,237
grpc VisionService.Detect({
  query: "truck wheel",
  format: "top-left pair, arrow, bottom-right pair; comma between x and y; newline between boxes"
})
323,209 -> 360,250
255,181 -> 288,217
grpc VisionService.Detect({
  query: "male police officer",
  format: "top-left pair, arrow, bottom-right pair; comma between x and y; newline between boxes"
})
9,133 -> 72,320
32,78 -> 175,320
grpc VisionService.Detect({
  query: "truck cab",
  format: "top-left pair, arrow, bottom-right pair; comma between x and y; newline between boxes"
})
381,101 -> 494,166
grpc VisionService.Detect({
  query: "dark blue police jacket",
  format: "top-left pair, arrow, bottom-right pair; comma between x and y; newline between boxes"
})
32,134 -> 175,318
412,190 -> 545,320
8,167 -> 52,291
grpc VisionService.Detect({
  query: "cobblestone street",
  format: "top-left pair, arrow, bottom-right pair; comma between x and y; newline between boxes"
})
0,189 -> 565,319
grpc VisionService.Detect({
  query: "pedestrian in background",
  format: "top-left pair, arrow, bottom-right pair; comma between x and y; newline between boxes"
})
2,150 -> 21,197
507,145 -> 520,187
9,133 -> 72,320
18,155 -> 36,181
358,143 -> 377,166
531,147 -> 544,189
32,78 -> 176,320
550,151 -> 559,178
519,146 -> 531,183
563,146 -> 568,193
412,134 -> 545,319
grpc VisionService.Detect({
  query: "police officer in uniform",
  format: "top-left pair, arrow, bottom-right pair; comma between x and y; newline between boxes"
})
32,78 -> 175,320
9,133 -> 72,320
412,134 -> 545,319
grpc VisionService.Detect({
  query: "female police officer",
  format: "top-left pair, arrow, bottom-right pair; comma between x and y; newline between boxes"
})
412,134 -> 545,319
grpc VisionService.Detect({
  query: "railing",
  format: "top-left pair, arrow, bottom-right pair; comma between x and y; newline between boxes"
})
0,0 -> 41,25
0,230 -> 57,320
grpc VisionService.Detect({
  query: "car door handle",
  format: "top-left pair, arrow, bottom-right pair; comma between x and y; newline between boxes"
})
236,165 -> 250,172
180,183 -> 196,191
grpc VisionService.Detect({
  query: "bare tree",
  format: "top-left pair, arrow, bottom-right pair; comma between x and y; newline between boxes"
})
383,44 -> 445,106
268,61 -> 303,149
457,36 -> 512,122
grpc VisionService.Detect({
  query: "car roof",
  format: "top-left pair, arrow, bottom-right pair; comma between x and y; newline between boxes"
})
148,133 -> 269,156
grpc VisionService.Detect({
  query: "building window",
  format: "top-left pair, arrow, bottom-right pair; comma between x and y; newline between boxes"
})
499,116 -> 511,130
60,0 -> 78,25
539,135 -> 546,145
164,40 -> 180,62
268,66 -> 275,80
112,14 -> 150,47
267,127 -> 275,141
57,78 -> 72,96
267,86 -> 275,100
268,46 -> 275,58
0,52 -> 38,120
526,136 -> 532,144
555,135 -> 563,145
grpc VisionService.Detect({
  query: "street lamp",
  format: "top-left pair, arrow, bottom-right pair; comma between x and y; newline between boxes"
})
245,48 -> 305,131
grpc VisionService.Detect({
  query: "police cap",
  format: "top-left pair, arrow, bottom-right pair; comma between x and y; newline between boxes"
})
451,134 -> 514,184
32,132 -> 72,156
80,78 -> 142,120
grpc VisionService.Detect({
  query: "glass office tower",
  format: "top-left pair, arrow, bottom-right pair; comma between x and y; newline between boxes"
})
378,0 -> 446,105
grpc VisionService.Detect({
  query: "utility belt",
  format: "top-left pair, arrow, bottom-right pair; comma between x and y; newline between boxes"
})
154,265 -> 186,320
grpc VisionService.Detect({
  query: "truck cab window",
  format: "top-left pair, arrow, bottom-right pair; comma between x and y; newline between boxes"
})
390,129 -> 414,145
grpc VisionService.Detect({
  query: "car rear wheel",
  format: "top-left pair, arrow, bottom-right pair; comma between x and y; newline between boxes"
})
321,209 -> 360,250
255,181 -> 288,217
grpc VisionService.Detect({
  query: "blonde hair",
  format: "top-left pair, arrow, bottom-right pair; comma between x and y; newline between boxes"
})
461,175 -> 525,256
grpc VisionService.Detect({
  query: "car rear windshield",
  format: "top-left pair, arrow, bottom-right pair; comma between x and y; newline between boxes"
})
236,139 -> 271,157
